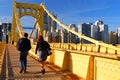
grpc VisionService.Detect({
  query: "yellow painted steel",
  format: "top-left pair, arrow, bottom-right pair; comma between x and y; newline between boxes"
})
12,0 -> 44,41
0,42 -> 6,56
12,0 -> 120,53
11,0 -> 120,80
41,4 -> 120,52
0,42 -> 6,74
28,44 -> 120,80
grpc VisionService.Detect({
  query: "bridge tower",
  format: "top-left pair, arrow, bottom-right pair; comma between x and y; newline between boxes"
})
11,0 -> 120,53
11,0 -> 44,42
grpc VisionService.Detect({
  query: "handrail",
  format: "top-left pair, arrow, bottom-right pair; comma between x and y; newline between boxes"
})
40,4 -> 120,52
13,1 -> 120,52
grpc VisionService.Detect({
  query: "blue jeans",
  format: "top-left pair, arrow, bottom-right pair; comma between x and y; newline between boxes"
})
19,51 -> 28,71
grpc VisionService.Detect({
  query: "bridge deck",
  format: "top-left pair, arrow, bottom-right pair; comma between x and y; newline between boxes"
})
0,44 -> 79,80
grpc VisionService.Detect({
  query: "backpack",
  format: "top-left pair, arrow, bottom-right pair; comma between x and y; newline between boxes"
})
16,38 -> 31,51
16,39 -> 22,51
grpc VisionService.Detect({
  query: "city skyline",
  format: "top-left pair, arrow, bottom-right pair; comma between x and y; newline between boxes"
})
0,0 -> 120,32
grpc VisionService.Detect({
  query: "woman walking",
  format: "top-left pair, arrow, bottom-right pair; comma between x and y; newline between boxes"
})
35,35 -> 50,74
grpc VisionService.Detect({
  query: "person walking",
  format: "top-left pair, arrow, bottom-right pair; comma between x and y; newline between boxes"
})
17,33 -> 31,73
35,35 -> 51,75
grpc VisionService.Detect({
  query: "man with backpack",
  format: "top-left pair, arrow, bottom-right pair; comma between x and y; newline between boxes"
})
16,33 -> 31,73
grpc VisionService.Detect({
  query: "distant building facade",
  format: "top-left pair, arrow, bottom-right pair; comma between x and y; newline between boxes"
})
91,24 -> 99,40
60,28 -> 68,43
78,23 -> 91,43
0,22 -> 11,42
44,12 -> 57,33
44,12 -> 57,42
77,20 -> 109,43
34,12 -> 57,42
95,20 -> 109,43
78,23 -> 99,43
109,31 -> 117,44
117,27 -> 120,44
0,22 -> 2,41
68,24 -> 78,43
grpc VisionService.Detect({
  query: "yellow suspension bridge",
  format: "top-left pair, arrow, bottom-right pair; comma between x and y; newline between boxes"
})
0,0 -> 120,80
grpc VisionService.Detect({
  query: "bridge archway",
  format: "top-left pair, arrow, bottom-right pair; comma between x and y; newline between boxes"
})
11,0 -> 120,52
12,0 -> 44,41
20,16 -> 34,33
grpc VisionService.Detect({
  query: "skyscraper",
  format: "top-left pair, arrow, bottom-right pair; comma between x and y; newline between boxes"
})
60,28 -> 68,43
44,12 -> 57,33
0,22 -> 2,41
78,23 -> 98,43
68,24 -> 78,43
95,20 -> 109,43
34,12 -> 57,42
78,20 -> 109,43
117,27 -> 120,44
0,22 -> 12,42
109,31 -> 117,44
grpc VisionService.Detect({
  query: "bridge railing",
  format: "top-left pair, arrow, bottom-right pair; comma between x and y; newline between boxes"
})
50,43 -> 120,55
0,42 -> 6,58
12,38 -> 120,80
41,3 -> 120,54
26,43 -> 120,80
12,1 -> 120,54
11,1 -> 120,79
0,42 -> 6,75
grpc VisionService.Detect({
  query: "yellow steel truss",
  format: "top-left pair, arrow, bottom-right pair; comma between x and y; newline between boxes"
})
12,0 -> 120,52
12,0 -> 44,41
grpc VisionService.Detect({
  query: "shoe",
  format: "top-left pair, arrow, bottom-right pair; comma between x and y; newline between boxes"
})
41,69 -> 45,75
24,70 -> 26,73
20,69 -> 23,73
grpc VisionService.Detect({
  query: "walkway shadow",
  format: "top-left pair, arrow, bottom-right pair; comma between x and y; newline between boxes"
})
0,45 -> 14,80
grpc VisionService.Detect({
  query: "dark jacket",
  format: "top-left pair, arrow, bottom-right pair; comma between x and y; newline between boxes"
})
17,38 -> 31,51
35,40 -> 50,54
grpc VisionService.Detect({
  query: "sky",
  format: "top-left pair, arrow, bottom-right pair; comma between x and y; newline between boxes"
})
1,0 -> 120,32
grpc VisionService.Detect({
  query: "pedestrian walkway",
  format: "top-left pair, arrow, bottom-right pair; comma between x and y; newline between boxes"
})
0,44 -> 74,80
